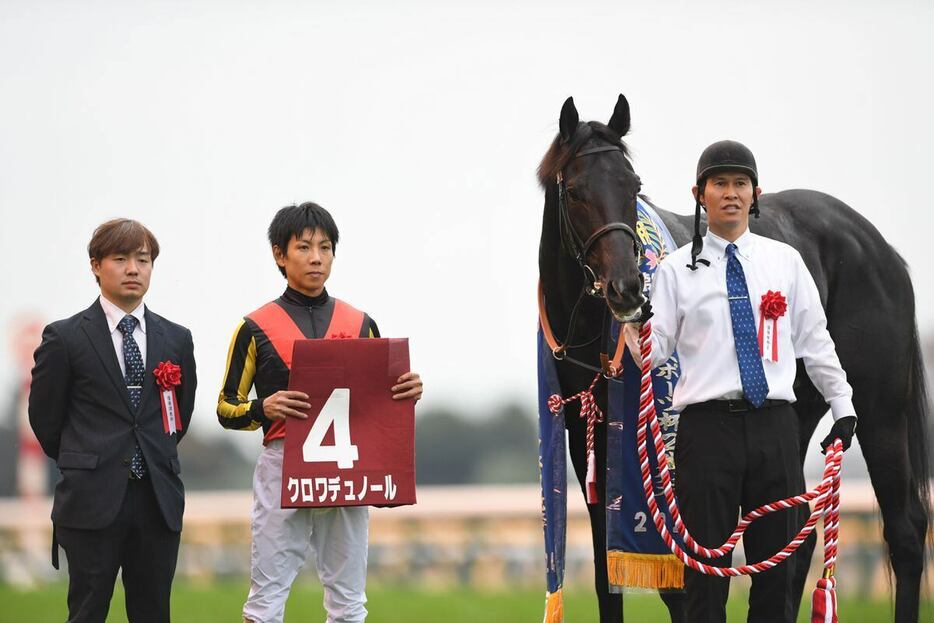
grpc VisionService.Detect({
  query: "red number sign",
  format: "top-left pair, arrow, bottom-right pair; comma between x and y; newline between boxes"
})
281,338 -> 416,508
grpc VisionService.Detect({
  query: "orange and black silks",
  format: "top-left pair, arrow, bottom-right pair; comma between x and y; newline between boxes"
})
217,289 -> 376,445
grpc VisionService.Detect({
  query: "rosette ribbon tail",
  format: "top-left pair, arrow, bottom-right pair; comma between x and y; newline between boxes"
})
160,387 -> 182,434
772,320 -> 778,361
757,315 -> 779,362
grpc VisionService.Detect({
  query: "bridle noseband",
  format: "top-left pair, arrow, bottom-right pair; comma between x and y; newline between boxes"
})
556,142 -> 642,297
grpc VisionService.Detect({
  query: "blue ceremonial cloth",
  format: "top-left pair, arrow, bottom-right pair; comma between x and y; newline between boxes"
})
538,327 -> 568,601
605,200 -> 683,590
538,199 -> 683,612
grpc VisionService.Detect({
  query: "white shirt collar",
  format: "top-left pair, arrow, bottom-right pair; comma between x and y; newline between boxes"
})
99,295 -> 147,335
704,228 -> 756,262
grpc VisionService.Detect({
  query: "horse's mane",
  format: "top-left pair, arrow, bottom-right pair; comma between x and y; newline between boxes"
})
537,121 -> 629,189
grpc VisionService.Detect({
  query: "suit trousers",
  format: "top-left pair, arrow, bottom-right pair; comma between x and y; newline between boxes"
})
56,478 -> 181,623
674,402 -> 805,623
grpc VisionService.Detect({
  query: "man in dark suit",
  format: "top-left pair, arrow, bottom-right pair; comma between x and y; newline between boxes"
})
29,218 -> 197,623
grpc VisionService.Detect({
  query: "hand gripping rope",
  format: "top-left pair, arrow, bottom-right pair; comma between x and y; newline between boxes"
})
635,321 -> 843,622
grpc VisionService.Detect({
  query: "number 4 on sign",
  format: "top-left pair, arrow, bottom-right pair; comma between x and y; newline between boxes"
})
302,388 -> 359,469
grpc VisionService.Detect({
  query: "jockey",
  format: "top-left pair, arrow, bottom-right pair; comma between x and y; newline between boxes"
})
217,202 -> 423,623
625,140 -> 857,623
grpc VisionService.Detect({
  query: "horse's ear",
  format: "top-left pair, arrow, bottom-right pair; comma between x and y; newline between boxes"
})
559,97 -> 579,143
608,94 -> 631,136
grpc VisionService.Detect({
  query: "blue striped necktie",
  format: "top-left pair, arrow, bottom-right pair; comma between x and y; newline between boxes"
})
725,243 -> 769,407
118,315 -> 148,479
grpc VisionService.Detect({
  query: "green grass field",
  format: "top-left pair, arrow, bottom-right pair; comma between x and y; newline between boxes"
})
0,581 -> 915,622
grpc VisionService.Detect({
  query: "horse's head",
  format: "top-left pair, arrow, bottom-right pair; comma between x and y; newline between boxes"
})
538,94 -> 646,322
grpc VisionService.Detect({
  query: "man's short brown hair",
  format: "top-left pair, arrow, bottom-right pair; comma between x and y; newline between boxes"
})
88,219 -> 160,283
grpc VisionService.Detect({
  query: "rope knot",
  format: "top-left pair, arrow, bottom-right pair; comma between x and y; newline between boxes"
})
547,394 -> 564,414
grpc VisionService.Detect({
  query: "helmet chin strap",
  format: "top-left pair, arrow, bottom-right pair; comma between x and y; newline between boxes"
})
687,198 -> 711,271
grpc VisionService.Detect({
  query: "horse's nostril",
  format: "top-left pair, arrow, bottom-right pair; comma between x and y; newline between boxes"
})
609,278 -> 641,302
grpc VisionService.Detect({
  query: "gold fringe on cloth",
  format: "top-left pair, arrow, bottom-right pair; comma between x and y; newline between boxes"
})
607,551 -> 684,590
543,589 -> 564,623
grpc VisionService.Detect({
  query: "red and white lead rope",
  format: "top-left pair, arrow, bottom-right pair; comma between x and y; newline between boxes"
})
548,372 -> 604,504
637,321 -> 842,621
545,321 -> 843,619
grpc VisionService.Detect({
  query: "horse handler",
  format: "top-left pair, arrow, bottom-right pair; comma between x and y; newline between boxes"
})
216,203 -> 423,623
625,140 -> 857,623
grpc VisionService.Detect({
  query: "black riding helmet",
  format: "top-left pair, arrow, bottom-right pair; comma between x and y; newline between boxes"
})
696,140 -> 759,187
688,140 -> 760,270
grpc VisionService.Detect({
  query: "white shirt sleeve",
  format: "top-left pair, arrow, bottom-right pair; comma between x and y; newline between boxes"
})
648,259 -> 679,368
789,252 -> 857,421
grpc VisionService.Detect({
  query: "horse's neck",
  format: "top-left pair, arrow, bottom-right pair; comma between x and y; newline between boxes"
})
539,184 -> 574,326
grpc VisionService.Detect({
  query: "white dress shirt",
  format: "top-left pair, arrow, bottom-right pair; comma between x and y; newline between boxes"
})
99,295 -> 147,377
649,229 -> 856,421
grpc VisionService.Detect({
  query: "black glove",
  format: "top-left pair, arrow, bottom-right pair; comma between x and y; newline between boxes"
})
639,298 -> 653,323
820,416 -> 857,453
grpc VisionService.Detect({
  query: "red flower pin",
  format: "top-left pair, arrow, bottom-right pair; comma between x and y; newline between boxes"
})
760,290 -> 788,320
154,361 -> 182,390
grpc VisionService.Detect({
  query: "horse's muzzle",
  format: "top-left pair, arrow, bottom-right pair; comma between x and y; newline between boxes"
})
606,277 -> 646,322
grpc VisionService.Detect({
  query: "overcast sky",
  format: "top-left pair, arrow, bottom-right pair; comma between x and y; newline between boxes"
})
1,0 -> 931,458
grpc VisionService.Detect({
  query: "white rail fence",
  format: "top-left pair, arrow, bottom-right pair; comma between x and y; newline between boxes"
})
0,483 -> 924,596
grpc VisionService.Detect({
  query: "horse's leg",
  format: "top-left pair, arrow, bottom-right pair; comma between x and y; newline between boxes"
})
658,591 -> 685,623
831,309 -> 927,623
566,404 -> 622,623
854,408 -> 926,622
789,369 -> 825,619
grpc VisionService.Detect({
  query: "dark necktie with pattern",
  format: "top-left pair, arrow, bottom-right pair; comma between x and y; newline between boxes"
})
725,243 -> 770,407
118,315 -> 148,479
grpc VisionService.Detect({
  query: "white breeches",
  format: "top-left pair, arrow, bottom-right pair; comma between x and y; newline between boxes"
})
242,440 -> 369,623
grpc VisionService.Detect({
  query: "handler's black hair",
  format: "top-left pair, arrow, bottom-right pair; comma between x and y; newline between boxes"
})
268,202 -> 340,277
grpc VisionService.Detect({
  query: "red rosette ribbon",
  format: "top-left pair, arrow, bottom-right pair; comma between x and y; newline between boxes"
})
758,290 -> 787,361
153,361 -> 183,434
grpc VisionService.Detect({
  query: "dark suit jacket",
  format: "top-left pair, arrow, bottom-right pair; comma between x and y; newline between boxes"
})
28,299 -> 197,532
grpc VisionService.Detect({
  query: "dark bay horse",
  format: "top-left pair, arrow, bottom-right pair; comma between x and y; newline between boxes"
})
537,94 -> 930,622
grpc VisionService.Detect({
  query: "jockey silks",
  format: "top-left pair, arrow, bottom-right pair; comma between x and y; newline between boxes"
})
217,287 -> 377,444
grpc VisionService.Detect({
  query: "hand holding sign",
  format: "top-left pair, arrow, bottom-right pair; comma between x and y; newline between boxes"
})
263,390 -> 311,420
281,338 -> 416,508
391,371 -> 423,401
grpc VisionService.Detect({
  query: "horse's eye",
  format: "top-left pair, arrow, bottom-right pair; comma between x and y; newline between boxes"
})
566,187 -> 582,202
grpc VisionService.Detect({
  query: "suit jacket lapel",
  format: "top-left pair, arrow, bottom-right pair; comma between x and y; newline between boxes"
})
81,300 -> 135,418
140,308 -> 164,412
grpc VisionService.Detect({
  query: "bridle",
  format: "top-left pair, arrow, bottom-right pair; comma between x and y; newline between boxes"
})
556,141 -> 643,297
540,132 -> 644,378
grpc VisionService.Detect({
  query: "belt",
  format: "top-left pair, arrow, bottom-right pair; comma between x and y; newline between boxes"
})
692,398 -> 789,413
